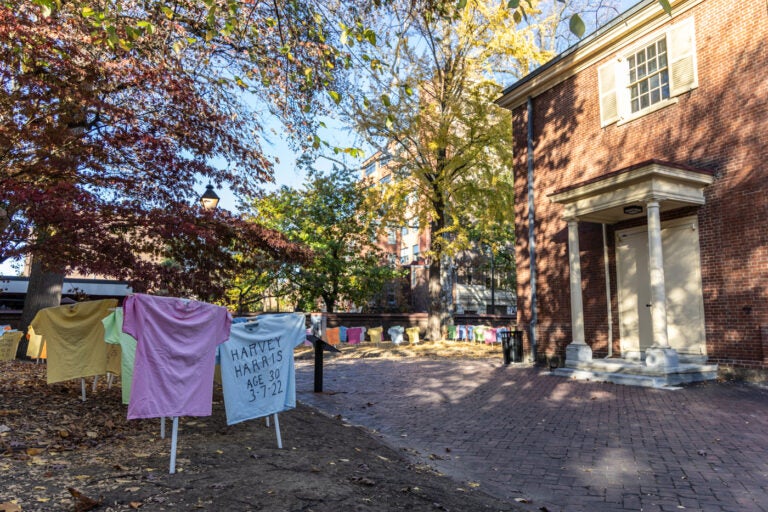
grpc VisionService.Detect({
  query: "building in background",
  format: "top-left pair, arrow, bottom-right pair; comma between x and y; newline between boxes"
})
0,275 -> 131,312
360,151 -> 516,315
0,258 -> 131,315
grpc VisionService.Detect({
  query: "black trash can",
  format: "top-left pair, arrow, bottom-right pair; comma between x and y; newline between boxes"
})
501,330 -> 524,364
500,331 -> 512,365
511,330 -> 523,362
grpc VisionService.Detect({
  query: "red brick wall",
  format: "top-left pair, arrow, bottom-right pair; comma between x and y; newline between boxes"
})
511,0 -> 768,367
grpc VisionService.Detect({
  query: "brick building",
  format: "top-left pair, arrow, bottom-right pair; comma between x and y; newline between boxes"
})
496,0 -> 766,383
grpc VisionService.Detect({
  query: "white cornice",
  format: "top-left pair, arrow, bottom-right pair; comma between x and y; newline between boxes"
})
548,162 -> 714,223
549,162 -> 714,204
495,0 -> 704,111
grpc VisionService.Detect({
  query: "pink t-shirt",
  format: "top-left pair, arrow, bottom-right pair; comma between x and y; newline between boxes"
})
122,294 -> 231,420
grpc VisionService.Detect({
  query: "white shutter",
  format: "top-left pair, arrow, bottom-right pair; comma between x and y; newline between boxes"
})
667,17 -> 698,96
598,60 -> 620,126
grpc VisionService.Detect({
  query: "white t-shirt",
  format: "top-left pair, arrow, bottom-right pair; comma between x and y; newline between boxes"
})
218,313 -> 306,426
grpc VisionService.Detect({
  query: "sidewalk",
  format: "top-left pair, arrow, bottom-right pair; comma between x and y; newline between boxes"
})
296,358 -> 768,512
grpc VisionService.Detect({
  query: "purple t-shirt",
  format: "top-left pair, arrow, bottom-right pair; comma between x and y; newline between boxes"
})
122,294 -> 231,420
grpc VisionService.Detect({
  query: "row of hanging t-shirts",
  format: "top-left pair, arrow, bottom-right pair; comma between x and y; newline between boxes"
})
29,294 -> 307,426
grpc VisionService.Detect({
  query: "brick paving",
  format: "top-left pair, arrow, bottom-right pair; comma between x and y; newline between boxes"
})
296,358 -> 768,512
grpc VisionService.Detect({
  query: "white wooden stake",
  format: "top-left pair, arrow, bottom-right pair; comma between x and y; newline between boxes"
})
273,413 -> 282,449
169,417 -> 179,474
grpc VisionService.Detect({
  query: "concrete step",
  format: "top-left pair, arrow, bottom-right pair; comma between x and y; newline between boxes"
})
553,358 -> 718,388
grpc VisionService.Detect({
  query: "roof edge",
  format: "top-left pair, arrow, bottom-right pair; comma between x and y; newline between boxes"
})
495,0 -> 701,111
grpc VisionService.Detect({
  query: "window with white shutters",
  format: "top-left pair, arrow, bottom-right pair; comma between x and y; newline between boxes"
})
598,17 -> 697,126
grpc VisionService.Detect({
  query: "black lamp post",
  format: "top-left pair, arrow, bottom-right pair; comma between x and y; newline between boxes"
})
200,183 -> 220,210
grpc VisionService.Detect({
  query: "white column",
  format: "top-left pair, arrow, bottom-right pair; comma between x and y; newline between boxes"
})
568,219 -> 586,345
564,218 -> 592,363
644,200 -> 678,368
646,200 -> 669,347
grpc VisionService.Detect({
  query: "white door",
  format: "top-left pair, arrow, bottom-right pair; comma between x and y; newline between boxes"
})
616,217 -> 706,356
617,230 -> 653,354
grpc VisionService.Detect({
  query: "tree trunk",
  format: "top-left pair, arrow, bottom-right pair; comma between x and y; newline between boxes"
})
16,258 -> 64,358
425,191 -> 451,341
426,253 -> 453,341
323,293 -> 336,313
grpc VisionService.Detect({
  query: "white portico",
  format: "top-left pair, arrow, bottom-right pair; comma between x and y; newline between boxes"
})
548,160 -> 718,387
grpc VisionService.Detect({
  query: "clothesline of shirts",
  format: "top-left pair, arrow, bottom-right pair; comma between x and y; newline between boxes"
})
27,295 -> 307,422
28,294 -> 305,412
29,294 -> 308,473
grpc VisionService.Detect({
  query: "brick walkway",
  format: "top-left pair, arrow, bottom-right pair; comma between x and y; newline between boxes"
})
296,358 -> 768,512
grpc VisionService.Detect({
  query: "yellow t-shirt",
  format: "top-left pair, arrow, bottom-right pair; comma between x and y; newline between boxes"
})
0,331 -> 23,361
30,299 -> 118,384
106,343 -> 121,376
26,325 -> 47,359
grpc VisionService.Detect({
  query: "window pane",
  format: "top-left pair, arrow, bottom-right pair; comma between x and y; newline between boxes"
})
625,36 -> 671,114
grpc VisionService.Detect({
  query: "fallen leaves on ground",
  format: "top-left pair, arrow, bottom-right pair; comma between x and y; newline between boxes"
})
296,340 -> 504,360
0,360 -> 521,512
67,488 -> 102,512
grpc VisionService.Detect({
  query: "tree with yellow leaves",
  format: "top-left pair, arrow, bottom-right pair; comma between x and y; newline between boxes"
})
339,0 -> 557,340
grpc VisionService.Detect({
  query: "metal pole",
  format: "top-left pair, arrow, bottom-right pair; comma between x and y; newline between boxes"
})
313,335 -> 323,392
527,97 -> 538,362
490,250 -> 495,312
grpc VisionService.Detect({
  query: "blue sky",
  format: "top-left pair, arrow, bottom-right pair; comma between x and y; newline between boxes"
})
201,0 -> 646,212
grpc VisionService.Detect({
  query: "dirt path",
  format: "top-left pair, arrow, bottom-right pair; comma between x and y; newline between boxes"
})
0,360 -> 520,512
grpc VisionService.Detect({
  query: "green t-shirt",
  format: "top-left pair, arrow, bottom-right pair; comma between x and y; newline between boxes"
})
103,308 -> 137,405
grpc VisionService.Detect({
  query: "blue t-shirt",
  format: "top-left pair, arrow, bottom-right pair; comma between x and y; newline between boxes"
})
218,313 -> 306,426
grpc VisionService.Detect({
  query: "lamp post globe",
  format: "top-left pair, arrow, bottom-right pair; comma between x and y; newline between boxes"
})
200,184 -> 220,210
